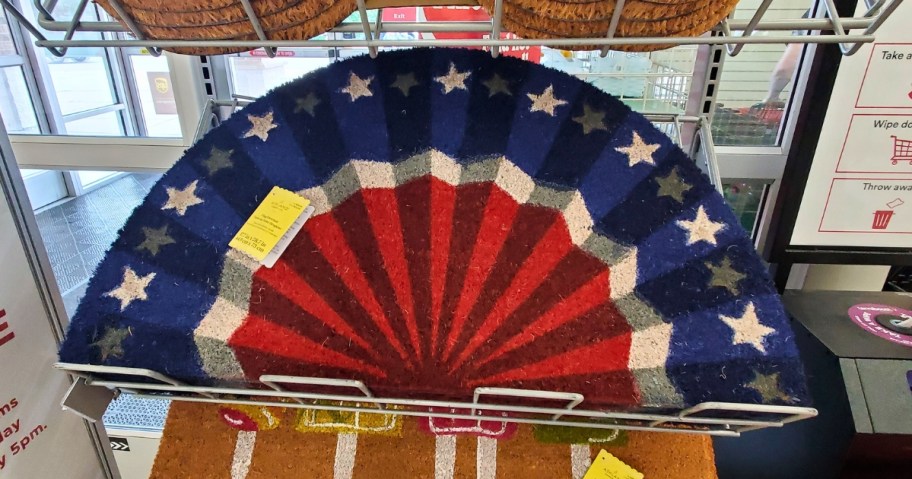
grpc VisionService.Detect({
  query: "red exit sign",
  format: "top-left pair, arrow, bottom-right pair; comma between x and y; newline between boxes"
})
0,310 -> 14,348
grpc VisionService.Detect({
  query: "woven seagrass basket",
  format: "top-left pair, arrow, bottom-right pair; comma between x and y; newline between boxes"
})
95,0 -> 357,55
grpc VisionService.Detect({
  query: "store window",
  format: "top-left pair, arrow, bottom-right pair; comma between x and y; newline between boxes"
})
0,0 -> 183,138
31,0 -> 129,135
0,65 -> 40,133
712,0 -> 810,146
229,52 -> 331,98
125,49 -> 182,137
224,6 -> 699,115
0,8 -> 41,134
546,47 -> 697,114
722,181 -> 770,236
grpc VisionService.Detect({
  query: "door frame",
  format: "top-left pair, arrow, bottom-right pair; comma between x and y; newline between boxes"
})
0,110 -> 118,477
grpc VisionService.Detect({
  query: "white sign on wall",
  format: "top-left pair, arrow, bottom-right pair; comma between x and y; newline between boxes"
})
0,173 -> 105,475
791,2 -> 912,248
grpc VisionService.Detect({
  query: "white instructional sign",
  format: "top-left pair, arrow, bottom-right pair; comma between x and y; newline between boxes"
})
0,181 -> 104,476
791,2 -> 912,247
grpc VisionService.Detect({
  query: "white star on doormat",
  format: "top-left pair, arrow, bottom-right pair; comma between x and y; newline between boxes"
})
105,267 -> 156,311
676,205 -> 725,246
434,62 -> 472,94
339,72 -> 374,101
616,131 -> 660,167
162,180 -> 204,216
243,111 -> 277,142
527,85 -> 567,116
719,302 -> 775,354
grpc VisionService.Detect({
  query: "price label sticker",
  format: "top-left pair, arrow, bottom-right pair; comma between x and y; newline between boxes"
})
229,186 -> 310,262
582,450 -> 643,479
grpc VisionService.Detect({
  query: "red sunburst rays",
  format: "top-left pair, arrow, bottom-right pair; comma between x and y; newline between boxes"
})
229,170 -> 637,404
442,186 -> 520,361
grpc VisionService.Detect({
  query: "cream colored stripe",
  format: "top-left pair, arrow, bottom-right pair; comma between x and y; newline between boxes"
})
435,435 -> 457,479
563,192 -> 594,246
230,430 -> 256,479
494,157 -> 534,203
430,150 -> 462,186
628,322 -> 673,370
476,437 -> 497,479
195,298 -> 247,342
608,248 -> 638,299
298,185 -> 330,215
570,444 -> 591,479
353,159 -> 396,188
334,433 -> 358,479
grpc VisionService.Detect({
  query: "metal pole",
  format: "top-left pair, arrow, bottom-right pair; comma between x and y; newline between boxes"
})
490,0 -> 504,58
103,0 -> 161,56
600,0 -> 626,57
238,0 -> 276,58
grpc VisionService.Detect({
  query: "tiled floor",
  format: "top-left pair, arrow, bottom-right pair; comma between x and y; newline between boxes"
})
33,172 -> 170,432
35,173 -> 160,317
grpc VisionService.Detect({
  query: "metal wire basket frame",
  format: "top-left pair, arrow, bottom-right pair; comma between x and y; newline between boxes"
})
0,0 -> 901,58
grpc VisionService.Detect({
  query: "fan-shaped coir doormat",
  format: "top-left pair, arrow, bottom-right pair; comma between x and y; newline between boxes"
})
59,48 -> 808,410
150,401 -> 718,478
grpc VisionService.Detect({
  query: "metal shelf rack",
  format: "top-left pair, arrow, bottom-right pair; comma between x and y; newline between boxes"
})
1,0 -> 871,437
49,102 -> 772,438
57,362 -> 818,437
0,0 -> 902,58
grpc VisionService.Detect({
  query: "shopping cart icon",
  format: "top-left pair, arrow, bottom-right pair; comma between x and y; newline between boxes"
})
890,135 -> 912,165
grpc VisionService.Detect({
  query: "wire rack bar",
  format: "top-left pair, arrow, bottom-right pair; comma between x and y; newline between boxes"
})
490,0 -> 504,57
723,0 -> 776,57
28,18 -> 888,34
599,0 -> 626,57
238,0 -> 276,58
103,0 -> 160,56
4,0 -> 899,56
55,362 -> 817,437
27,34 -> 879,50
355,0 -> 377,58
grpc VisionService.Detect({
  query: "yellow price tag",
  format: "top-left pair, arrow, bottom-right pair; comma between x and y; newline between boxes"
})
229,186 -> 309,262
583,450 -> 644,479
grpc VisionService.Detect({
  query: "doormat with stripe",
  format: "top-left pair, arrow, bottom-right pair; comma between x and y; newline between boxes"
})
150,401 -> 718,478
60,48 -> 809,411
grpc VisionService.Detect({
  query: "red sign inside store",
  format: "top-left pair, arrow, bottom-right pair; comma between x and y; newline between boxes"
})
382,7 -> 418,23
422,6 -> 542,63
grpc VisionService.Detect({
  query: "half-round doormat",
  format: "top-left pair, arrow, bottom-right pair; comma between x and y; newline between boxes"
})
151,401 -> 718,478
476,0 -> 740,51
94,0 -> 357,55
58,48 -> 809,411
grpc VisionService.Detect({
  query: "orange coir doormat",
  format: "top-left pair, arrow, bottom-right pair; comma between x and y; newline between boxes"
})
150,402 -> 718,478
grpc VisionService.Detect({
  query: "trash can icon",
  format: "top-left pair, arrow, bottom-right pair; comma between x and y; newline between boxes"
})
872,210 -> 895,230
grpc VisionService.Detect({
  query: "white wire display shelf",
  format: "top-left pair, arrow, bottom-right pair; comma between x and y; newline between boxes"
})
0,0 -> 901,58
56,362 -> 817,437
50,100 -> 793,438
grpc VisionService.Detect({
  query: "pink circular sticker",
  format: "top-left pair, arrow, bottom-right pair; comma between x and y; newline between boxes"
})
847,303 -> 912,348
